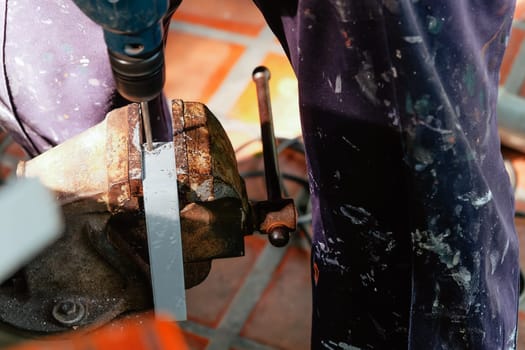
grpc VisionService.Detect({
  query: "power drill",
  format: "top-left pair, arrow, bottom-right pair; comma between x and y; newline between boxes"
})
72,0 -> 181,144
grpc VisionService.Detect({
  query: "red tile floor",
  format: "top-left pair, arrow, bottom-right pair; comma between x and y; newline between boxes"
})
2,0 -> 525,349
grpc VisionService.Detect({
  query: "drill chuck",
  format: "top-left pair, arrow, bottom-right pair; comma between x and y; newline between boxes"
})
71,0 -> 171,102
108,47 -> 165,103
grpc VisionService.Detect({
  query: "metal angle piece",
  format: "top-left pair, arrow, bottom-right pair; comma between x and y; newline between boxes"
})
142,141 -> 187,320
0,179 -> 63,283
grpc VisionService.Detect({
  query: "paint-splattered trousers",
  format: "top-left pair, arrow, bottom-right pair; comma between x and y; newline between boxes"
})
0,0 -> 520,349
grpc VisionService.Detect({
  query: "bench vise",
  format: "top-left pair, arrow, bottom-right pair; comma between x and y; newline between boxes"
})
0,96 -> 296,333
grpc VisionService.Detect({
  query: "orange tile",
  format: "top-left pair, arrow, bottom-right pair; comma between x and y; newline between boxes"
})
520,310 -> 525,321
0,164 -> 13,179
164,30 -> 245,103
500,0 -> 525,85
520,79 -> 525,98
516,217 -> 525,281
173,0 -> 266,36
228,53 -> 301,138
240,247 -> 312,350
520,310 -> 525,349
8,315 -> 189,350
182,331 -> 208,350
515,0 -> 525,22
0,135 -> 24,180
510,153 -> 525,190
185,236 -> 267,328
5,142 -> 28,160
0,132 -> 26,160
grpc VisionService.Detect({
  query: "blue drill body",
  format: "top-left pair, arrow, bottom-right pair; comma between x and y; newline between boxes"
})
72,0 -> 170,102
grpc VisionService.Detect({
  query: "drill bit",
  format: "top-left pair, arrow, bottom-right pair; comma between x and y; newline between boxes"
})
140,101 -> 154,151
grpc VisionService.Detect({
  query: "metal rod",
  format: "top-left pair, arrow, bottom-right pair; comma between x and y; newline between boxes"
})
252,66 -> 282,201
140,101 -> 154,151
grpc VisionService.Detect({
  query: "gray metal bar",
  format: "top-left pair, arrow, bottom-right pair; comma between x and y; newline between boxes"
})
142,141 -> 187,320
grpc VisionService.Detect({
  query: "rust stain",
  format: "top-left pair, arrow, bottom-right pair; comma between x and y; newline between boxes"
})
106,105 -> 138,213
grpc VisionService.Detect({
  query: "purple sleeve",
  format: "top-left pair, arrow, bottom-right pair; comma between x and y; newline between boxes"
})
0,0 -> 122,156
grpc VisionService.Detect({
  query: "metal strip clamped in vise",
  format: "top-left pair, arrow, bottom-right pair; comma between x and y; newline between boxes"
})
142,140 -> 187,321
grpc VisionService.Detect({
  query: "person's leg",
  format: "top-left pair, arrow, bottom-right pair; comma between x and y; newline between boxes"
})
253,0 -> 519,348
387,4 -> 519,348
